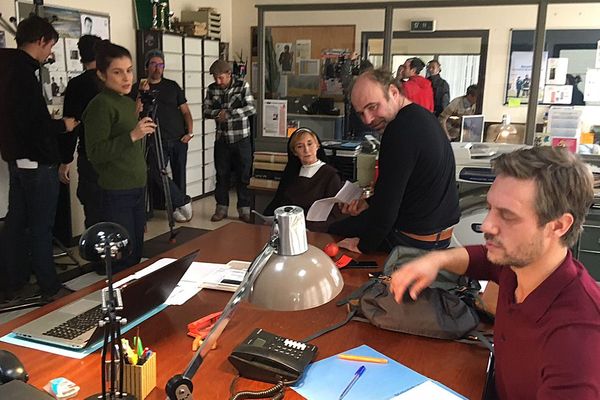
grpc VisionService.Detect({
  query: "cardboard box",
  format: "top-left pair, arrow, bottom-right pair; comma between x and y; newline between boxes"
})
122,353 -> 157,399
182,21 -> 207,37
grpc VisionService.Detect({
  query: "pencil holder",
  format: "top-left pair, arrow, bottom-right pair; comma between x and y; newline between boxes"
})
122,352 -> 157,399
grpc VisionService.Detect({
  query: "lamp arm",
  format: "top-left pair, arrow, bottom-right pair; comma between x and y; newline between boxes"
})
165,240 -> 277,400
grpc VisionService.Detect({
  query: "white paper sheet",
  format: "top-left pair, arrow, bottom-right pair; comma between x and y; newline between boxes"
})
165,261 -> 228,305
390,380 -> 464,399
306,181 -> 363,221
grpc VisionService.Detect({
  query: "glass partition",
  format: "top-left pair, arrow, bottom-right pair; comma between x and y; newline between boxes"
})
257,8 -> 385,149
534,2 -> 600,152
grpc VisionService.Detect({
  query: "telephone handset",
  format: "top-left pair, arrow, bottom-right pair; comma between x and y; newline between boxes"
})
228,328 -> 318,384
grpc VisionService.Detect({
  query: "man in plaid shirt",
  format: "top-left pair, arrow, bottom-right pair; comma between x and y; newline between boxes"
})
204,60 -> 256,223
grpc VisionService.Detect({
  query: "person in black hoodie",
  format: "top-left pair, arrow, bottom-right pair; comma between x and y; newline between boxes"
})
58,34 -> 103,229
0,16 -> 78,302
427,60 -> 450,117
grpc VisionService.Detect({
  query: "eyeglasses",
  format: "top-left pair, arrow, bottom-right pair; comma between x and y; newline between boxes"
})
149,62 -> 165,68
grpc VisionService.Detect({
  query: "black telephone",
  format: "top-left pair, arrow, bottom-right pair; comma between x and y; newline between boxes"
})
228,328 -> 318,384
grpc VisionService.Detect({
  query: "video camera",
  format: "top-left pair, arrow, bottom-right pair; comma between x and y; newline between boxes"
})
140,89 -> 159,119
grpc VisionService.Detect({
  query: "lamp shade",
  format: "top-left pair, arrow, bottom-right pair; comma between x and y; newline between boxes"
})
79,222 -> 131,262
247,206 -> 344,311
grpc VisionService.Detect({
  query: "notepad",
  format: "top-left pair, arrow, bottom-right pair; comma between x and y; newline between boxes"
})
292,345 -> 466,400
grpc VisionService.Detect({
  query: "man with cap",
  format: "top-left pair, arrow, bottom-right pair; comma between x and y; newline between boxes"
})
131,49 -> 194,223
203,59 -> 256,223
58,35 -> 103,230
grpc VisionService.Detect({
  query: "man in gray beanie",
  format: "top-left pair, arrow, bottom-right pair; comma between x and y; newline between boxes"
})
204,59 -> 256,223
131,49 -> 194,223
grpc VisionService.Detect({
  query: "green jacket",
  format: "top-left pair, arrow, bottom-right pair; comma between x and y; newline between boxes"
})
83,89 -> 146,190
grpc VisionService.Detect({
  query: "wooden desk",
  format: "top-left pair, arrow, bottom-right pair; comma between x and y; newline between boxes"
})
0,223 -> 489,399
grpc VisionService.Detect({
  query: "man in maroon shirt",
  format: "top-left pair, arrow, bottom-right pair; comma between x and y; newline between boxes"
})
389,146 -> 600,399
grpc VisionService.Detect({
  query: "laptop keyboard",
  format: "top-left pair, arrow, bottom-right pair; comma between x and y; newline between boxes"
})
43,304 -> 104,340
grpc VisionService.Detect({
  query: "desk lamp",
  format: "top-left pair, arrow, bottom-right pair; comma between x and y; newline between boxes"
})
166,206 -> 344,399
79,222 -> 135,400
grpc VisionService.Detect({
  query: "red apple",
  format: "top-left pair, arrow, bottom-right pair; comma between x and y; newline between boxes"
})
323,242 -> 339,257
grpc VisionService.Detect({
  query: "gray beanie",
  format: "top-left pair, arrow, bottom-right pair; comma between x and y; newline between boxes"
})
145,49 -> 164,67
210,59 -> 232,75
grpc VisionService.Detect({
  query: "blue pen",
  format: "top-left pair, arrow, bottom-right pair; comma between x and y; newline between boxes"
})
339,365 -> 366,400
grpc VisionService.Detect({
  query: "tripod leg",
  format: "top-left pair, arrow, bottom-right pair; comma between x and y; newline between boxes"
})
153,121 -> 178,243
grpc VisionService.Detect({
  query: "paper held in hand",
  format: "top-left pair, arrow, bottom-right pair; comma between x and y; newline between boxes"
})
307,181 -> 363,222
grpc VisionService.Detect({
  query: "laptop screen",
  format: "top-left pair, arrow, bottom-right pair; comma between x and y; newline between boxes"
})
460,115 -> 485,143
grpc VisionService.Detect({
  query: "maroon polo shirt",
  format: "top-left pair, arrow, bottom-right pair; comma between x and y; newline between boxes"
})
465,245 -> 600,400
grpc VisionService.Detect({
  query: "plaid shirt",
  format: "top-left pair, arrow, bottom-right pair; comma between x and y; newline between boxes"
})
203,79 -> 256,144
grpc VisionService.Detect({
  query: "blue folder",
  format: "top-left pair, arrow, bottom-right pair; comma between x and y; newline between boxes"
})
292,344 -> 465,400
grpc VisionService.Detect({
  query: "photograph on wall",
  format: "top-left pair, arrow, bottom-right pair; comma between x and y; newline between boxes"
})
506,51 -> 547,104
542,85 -> 573,104
296,39 -> 311,60
80,13 -> 110,39
263,99 -> 287,138
545,58 -> 568,85
47,38 -> 66,72
64,38 -> 83,72
49,71 -> 68,99
276,42 -> 294,73
44,6 -> 81,38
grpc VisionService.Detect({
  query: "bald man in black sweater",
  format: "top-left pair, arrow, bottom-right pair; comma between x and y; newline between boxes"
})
329,69 -> 459,257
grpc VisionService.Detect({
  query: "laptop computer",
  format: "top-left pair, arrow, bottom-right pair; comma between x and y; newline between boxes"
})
13,250 -> 199,349
460,115 -> 485,143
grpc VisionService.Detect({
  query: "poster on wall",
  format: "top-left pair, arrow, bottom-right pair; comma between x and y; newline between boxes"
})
584,68 -> 600,102
506,51 -> 548,104
64,38 -> 83,72
44,6 -> 81,38
545,58 -> 568,85
542,85 -> 573,104
298,59 -> 319,76
296,39 -> 311,60
263,99 -> 287,138
275,42 -> 294,73
47,38 -> 66,72
80,13 -> 110,39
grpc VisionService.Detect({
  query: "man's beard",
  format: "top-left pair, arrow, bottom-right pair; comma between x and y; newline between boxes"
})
483,233 -> 542,268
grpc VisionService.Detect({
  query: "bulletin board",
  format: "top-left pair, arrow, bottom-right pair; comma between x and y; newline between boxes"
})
16,1 -> 110,116
252,25 -> 355,98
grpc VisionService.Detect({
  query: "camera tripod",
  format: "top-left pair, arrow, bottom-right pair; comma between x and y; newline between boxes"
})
143,99 -> 178,243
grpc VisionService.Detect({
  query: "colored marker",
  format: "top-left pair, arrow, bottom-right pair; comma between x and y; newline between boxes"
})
338,354 -> 388,364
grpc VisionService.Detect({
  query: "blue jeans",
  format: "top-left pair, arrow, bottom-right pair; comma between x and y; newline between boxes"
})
0,163 -> 61,296
101,187 -> 145,273
148,139 -> 188,208
214,137 -> 252,209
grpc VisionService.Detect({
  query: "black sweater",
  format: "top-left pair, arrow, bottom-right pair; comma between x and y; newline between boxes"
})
0,49 -> 66,164
58,69 -> 101,164
332,103 -> 460,253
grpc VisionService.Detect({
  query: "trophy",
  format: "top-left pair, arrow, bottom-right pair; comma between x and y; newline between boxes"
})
151,0 -> 159,30
167,11 -> 174,32
159,2 -> 168,31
